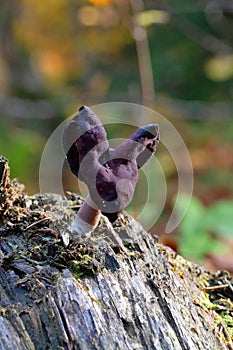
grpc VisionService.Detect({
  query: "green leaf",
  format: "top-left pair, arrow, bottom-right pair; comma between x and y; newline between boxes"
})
136,10 -> 170,27
205,201 -> 233,238
204,55 -> 233,82
176,195 -> 207,260
175,195 -> 205,236
175,195 -> 228,260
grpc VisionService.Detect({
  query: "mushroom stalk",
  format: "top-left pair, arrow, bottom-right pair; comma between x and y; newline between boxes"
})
68,194 -> 100,239
75,195 -> 100,230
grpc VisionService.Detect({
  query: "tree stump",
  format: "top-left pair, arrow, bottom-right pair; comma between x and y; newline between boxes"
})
0,156 -> 232,350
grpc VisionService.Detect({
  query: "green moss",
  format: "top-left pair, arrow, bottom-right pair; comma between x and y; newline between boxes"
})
199,271 -> 233,342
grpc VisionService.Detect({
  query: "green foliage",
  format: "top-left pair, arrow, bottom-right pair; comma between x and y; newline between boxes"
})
176,195 -> 233,261
0,121 -> 44,187
205,202 -> 233,238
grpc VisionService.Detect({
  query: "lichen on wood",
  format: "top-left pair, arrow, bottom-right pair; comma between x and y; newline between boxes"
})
0,157 -> 232,350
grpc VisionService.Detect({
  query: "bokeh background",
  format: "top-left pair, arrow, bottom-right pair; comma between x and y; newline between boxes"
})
0,0 -> 233,271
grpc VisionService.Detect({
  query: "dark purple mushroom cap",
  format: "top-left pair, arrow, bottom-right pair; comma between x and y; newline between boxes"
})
63,106 -> 160,221
63,106 -> 109,182
132,124 -> 160,168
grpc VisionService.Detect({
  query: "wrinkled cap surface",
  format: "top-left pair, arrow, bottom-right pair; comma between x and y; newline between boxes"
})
63,106 -> 160,220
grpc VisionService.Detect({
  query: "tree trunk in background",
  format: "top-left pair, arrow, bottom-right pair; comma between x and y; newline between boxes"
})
0,156 -> 232,350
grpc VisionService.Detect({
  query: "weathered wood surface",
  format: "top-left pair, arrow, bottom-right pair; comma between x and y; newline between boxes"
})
0,156 -> 232,350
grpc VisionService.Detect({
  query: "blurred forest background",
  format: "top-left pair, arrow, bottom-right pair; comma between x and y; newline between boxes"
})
0,0 -> 233,271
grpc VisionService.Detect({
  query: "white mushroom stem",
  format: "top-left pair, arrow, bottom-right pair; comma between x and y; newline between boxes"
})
68,194 -> 101,239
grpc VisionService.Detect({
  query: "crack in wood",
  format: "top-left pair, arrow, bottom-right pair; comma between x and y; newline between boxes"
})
148,279 -> 190,350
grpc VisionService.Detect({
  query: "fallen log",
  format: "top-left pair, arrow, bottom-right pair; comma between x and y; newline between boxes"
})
0,156 -> 232,350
